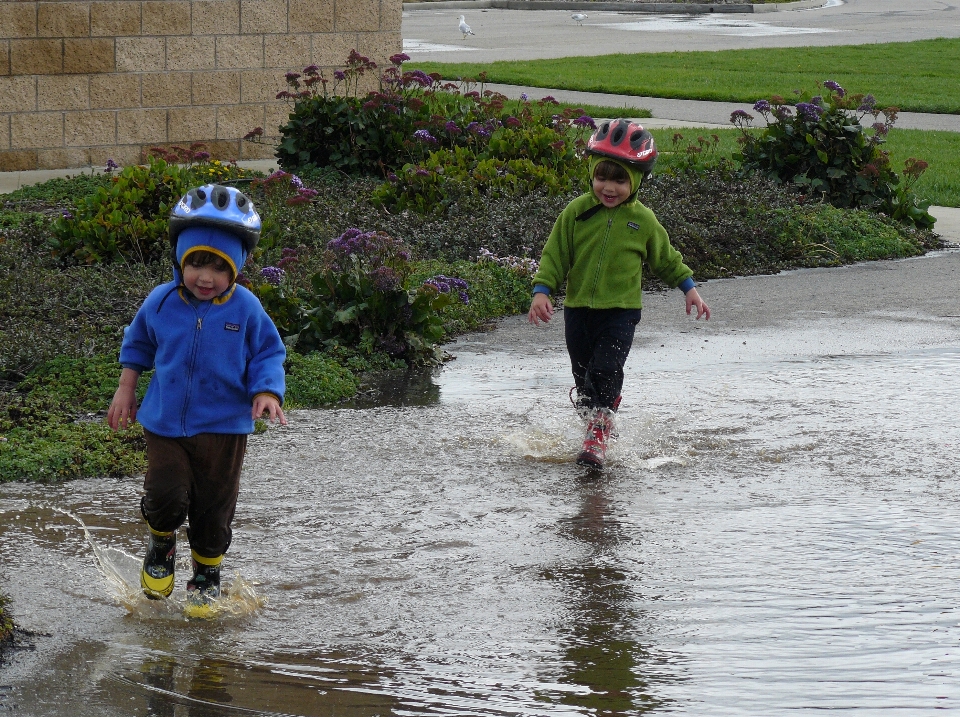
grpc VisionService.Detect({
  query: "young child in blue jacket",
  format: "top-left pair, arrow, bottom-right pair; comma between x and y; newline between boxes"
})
107,184 -> 286,618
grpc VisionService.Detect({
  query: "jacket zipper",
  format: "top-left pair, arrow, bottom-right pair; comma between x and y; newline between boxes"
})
589,209 -> 617,305
180,305 -> 207,434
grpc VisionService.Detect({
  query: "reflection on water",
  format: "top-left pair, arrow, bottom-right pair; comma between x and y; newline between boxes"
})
2,330 -> 960,714
546,487 -> 670,714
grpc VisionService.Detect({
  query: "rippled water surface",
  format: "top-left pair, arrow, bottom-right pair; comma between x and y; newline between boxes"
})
2,300 -> 959,715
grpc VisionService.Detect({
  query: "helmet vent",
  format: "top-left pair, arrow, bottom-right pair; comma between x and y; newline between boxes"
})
196,189 -> 206,200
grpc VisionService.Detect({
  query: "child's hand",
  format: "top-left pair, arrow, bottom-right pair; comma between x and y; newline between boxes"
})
528,292 -> 555,326
253,393 -> 287,426
107,370 -> 140,431
685,288 -> 711,320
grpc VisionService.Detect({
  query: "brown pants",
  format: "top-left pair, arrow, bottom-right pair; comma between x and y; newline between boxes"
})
141,429 -> 248,560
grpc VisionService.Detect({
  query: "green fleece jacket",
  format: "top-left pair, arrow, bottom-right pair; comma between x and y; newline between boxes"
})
532,191 -> 693,309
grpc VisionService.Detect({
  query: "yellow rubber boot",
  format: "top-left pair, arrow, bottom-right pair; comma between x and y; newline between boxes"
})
184,551 -> 223,619
140,526 -> 176,599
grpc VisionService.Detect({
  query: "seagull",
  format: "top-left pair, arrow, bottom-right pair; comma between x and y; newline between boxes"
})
458,15 -> 475,39
571,13 -> 587,26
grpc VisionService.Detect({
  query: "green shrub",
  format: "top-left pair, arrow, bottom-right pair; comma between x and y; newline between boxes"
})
275,51 -> 442,175
49,148 -> 252,266
733,81 -> 934,228
372,103 -> 594,215
50,155 -> 191,265
248,229 -> 470,364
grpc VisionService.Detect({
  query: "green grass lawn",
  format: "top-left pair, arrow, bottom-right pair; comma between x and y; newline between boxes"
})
413,38 -> 960,114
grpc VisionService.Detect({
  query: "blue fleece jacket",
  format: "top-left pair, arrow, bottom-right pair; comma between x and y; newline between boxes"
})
120,280 -> 286,438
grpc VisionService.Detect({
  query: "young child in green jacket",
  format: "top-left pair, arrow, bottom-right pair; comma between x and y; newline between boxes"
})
528,119 -> 710,469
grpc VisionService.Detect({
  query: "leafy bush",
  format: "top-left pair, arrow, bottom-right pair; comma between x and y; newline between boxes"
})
271,52 -> 594,214
248,229 -> 470,364
732,81 -> 935,228
49,147 -> 251,266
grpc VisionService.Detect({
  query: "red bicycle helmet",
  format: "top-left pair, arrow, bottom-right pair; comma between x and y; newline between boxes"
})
586,119 -> 657,176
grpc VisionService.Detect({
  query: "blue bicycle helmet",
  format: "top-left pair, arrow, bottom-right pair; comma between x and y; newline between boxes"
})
169,184 -> 261,255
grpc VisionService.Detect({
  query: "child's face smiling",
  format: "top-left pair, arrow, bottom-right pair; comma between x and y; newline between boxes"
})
592,175 -> 632,208
183,262 -> 232,301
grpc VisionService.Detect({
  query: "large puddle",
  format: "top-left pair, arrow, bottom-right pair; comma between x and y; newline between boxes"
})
3,263 -> 960,714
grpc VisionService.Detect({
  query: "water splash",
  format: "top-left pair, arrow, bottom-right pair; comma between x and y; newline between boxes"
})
54,507 -> 265,620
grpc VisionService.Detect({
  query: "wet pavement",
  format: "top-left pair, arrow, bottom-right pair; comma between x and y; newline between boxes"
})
2,249 -> 960,715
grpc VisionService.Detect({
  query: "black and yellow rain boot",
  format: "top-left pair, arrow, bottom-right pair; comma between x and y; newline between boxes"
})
140,526 -> 176,599
184,551 -> 222,619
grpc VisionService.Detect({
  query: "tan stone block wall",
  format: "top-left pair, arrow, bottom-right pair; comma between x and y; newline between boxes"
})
39,3 -> 91,38
0,115 -> 10,152
0,0 -> 401,171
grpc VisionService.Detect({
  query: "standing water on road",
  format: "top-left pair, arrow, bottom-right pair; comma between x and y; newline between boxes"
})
2,258 -> 960,715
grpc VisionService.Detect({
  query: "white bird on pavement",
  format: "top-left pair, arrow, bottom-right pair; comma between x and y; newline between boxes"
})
571,13 -> 588,26
459,15 -> 475,39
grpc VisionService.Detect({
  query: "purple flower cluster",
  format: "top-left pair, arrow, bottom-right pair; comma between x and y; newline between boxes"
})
823,80 -> 845,97
389,52 -> 411,66
278,247 -> 299,269
520,92 -> 529,101
773,105 -> 794,121
872,121 -> 889,137
370,265 -> 401,292
422,275 -> 469,304
334,70 -> 346,81
105,158 -> 119,172
753,99 -> 771,114
445,120 -> 461,134
796,102 -> 824,122
573,114 -> 596,129
413,129 -> 438,144
403,70 -> 433,88
326,229 -> 410,279
260,266 -> 285,286
858,94 -> 877,112
730,109 -> 754,126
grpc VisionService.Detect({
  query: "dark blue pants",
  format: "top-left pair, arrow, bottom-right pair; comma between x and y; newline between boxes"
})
564,306 -> 642,410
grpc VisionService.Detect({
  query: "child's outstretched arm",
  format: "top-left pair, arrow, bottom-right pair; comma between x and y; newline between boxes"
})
528,291 -> 555,326
107,368 -> 141,430
685,287 -> 711,320
253,393 -> 287,426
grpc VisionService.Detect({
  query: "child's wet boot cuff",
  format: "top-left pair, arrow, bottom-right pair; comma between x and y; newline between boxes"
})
577,409 -> 613,470
141,526 -> 176,599
185,551 -> 223,619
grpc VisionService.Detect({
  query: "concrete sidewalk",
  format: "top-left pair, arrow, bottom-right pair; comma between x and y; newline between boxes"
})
484,83 -> 960,133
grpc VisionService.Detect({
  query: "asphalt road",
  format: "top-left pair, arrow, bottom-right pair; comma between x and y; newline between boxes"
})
403,0 -> 960,62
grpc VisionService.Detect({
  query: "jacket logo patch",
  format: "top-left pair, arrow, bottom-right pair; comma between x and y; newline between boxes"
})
627,221 -> 640,231
224,322 -> 240,332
